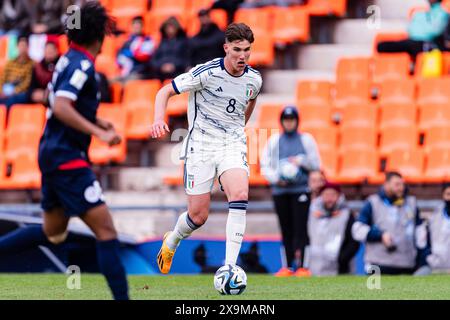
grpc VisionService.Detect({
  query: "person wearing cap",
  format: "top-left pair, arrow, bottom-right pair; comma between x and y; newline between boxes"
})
305,182 -> 360,276
260,105 -> 321,277
352,171 -> 427,275
188,9 -> 225,69
414,183 -> 450,275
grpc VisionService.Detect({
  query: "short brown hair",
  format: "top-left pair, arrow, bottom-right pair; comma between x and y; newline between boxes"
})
225,23 -> 254,43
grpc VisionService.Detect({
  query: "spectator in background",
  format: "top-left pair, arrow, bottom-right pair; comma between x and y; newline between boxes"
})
0,0 -> 32,35
188,9 -> 225,69
28,40 -> 59,104
377,0 -> 449,59
352,172 -> 427,275
260,106 -> 321,277
414,183 -> 450,275
309,170 -> 326,200
0,34 -> 33,109
117,16 -> 156,80
151,17 -> 188,81
30,0 -> 71,35
306,182 -> 359,276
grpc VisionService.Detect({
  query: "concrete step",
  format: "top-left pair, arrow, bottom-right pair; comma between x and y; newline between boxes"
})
373,0 -> 428,19
332,19 -> 408,45
297,44 -> 373,71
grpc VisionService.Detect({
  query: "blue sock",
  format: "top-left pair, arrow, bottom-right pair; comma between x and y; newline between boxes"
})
0,225 -> 49,256
96,239 -> 129,300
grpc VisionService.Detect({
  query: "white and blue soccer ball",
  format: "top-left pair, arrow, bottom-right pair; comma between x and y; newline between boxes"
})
214,265 -> 247,295
279,159 -> 299,182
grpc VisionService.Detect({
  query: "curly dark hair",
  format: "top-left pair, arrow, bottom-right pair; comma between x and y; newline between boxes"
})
66,2 -> 115,46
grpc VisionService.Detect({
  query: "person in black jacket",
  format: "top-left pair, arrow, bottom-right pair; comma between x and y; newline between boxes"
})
151,16 -> 188,81
188,9 -> 225,69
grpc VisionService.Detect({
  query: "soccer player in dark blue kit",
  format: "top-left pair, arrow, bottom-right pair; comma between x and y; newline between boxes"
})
0,2 -> 129,300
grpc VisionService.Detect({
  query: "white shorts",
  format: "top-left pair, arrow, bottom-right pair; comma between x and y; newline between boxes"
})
183,142 -> 249,195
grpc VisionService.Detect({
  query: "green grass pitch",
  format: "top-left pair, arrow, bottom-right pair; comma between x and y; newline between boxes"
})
0,274 -> 449,300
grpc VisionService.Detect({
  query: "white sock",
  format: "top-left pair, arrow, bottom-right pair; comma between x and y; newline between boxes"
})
225,201 -> 247,266
166,211 -> 199,250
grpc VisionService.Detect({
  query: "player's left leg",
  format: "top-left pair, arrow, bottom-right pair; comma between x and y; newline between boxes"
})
80,204 -> 129,300
219,168 -> 249,266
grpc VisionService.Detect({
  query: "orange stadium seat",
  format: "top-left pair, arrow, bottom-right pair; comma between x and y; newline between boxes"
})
299,105 -> 333,131
418,104 -> 450,132
339,127 -> 378,154
334,80 -> 371,108
372,53 -> 411,84
296,81 -> 331,107
0,153 -> 41,190
248,35 -> 275,67
272,6 -> 310,44
336,57 -> 371,83
0,36 -> 7,73
379,104 -> 417,131
318,149 -> 339,181
58,34 -> 69,55
187,9 -> 228,36
379,126 -> 419,156
110,0 -> 148,32
89,104 -> 127,164
163,163 -> 184,186
385,149 -> 424,183
304,127 -> 338,153
123,79 -> 161,105
424,147 -> 450,183
337,149 -> 379,184
372,32 -> 409,54
424,126 -> 450,151
4,105 -> 46,161
234,8 -> 271,37
0,105 -> 6,151
256,104 -> 283,131
166,92 -> 189,117
123,80 -> 161,140
151,0 -> 188,16
339,103 -> 378,129
305,0 -> 347,17
377,79 -> 416,106
417,77 -> 450,106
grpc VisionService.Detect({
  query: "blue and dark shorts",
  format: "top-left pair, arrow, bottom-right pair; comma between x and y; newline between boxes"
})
41,168 -> 105,217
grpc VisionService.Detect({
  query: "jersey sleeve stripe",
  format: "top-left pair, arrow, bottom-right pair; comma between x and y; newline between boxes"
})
192,64 -> 220,77
55,90 -> 78,101
171,80 -> 180,94
192,61 -> 220,76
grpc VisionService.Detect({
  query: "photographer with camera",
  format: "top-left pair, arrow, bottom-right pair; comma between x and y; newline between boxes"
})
260,106 -> 321,277
352,172 -> 426,275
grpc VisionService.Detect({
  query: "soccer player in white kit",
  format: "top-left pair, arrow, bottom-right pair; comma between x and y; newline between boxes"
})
150,23 -> 262,274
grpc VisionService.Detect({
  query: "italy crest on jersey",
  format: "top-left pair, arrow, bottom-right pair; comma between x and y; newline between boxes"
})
246,84 -> 254,99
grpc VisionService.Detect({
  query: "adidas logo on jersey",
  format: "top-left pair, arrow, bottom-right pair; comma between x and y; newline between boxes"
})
215,87 -> 223,92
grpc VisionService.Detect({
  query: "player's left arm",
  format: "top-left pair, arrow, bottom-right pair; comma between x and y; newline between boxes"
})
245,98 -> 257,125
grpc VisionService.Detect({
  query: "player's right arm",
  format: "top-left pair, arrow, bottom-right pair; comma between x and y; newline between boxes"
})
150,61 -> 210,138
53,97 -> 121,146
150,84 -> 176,138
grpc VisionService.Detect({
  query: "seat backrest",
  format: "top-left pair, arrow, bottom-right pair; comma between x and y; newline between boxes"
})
6,104 -> 46,136
111,0 -> 147,14
256,104 -> 283,130
334,80 -> 371,107
372,53 -> 411,84
424,126 -> 450,150
379,126 -> 419,153
336,57 -> 371,83
339,103 -> 378,129
304,127 -> 338,152
417,77 -> 450,106
123,80 -> 161,105
296,81 -> 331,107
151,0 -> 188,15
378,79 -> 416,106
318,148 -> 339,180
234,8 -> 271,35
339,127 -> 378,153
339,149 -> 379,177
379,103 -> 417,130
386,149 -> 424,177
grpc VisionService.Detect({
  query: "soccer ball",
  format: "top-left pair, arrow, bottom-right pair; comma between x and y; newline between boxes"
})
279,159 -> 299,182
214,265 -> 247,295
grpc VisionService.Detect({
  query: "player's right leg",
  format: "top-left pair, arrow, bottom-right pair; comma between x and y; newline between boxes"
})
158,193 -> 211,274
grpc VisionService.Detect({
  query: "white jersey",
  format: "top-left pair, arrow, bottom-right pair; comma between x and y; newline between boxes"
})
171,58 -> 262,159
